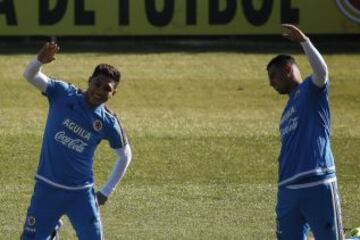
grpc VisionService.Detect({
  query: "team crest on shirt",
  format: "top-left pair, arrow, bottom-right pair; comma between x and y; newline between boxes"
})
93,120 -> 103,132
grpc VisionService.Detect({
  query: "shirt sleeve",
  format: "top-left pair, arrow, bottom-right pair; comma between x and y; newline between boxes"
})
99,144 -> 132,197
104,116 -> 128,149
43,79 -> 71,101
23,57 -> 50,93
300,39 -> 329,88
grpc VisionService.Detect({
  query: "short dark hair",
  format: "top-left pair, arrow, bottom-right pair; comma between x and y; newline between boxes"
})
91,64 -> 121,83
267,55 -> 296,70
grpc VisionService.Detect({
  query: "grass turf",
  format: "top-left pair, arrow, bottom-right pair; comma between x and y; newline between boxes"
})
0,46 -> 359,239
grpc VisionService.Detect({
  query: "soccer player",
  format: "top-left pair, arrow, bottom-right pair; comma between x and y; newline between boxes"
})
21,42 -> 132,240
267,24 -> 343,240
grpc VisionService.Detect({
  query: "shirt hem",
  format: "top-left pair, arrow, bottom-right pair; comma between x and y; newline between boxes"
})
278,166 -> 336,187
285,176 -> 337,189
35,174 -> 94,190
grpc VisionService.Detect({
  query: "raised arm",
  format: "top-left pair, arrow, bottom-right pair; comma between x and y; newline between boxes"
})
96,144 -> 132,205
282,24 -> 328,88
23,42 -> 60,92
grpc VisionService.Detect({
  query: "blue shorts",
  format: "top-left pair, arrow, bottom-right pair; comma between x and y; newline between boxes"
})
21,181 -> 102,240
276,180 -> 343,240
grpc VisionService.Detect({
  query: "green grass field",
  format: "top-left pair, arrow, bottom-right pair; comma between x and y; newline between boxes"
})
0,43 -> 359,239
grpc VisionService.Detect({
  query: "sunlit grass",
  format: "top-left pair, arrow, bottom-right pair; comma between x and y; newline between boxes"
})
0,49 -> 359,239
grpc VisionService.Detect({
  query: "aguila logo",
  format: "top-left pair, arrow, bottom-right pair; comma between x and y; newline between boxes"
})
336,0 -> 360,24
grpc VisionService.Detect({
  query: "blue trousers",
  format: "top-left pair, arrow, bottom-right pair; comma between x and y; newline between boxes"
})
276,181 -> 343,240
21,181 -> 102,240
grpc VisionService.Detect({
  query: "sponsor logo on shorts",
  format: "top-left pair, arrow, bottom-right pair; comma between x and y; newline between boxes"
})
27,216 -> 36,226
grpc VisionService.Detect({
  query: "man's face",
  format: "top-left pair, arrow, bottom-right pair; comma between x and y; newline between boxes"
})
267,64 -> 292,95
86,74 -> 117,106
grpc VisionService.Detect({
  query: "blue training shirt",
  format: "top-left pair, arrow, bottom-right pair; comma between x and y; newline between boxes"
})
35,79 -> 127,190
278,76 -> 335,187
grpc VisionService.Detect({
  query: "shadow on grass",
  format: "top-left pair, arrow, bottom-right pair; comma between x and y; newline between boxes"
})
0,35 -> 359,55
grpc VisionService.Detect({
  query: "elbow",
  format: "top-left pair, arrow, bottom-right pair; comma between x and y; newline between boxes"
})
321,66 -> 329,84
315,64 -> 329,86
23,68 -> 31,81
23,66 -> 38,83
124,144 -> 132,166
313,72 -> 329,88
316,61 -> 328,80
116,144 -> 132,167
23,58 -> 43,82
322,64 -> 329,80
318,72 -> 328,84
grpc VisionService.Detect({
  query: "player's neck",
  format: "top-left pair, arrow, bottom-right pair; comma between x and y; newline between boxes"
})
288,79 -> 302,96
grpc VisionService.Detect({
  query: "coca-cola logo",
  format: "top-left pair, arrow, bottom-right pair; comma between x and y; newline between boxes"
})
54,131 -> 88,153
336,0 -> 360,24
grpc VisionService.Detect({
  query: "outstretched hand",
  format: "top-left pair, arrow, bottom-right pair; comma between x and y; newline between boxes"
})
37,42 -> 60,64
281,24 -> 308,43
96,191 -> 108,206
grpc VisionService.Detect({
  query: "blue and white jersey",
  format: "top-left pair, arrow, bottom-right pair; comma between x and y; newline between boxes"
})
35,79 -> 127,190
278,77 -> 335,188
